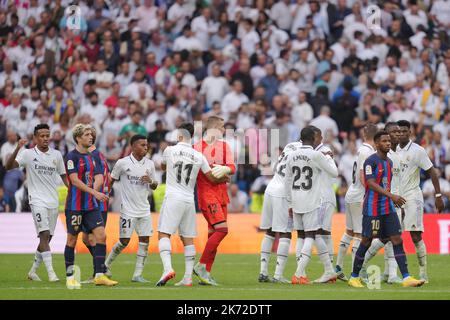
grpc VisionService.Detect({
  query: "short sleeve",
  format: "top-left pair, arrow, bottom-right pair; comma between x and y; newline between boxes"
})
357,149 -> 370,169
92,153 -> 103,176
162,147 -> 170,165
56,151 -> 66,175
15,149 -> 28,168
110,159 -> 123,180
364,157 -> 378,181
416,147 -> 433,171
66,152 -> 78,175
200,154 -> 212,173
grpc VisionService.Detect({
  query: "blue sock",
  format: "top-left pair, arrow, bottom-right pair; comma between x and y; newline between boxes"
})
351,243 -> 369,278
393,243 -> 409,279
94,244 -> 106,275
86,244 -> 94,256
64,245 -> 75,276
86,245 -> 96,277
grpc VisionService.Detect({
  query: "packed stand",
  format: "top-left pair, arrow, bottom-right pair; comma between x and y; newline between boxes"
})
0,0 -> 449,213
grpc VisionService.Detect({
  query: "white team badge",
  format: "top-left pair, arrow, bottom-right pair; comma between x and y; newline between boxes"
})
365,165 -> 372,175
67,160 -> 74,170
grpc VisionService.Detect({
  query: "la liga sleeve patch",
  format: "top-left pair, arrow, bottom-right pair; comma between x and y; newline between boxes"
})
67,160 -> 74,170
365,164 -> 372,175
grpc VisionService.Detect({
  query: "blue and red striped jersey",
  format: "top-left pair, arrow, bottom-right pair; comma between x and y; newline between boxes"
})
90,149 -> 109,212
363,153 -> 396,217
65,149 -> 102,211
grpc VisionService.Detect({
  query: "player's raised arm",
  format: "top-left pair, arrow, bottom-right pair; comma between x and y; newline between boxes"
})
5,138 -> 27,170
200,154 -> 228,184
316,151 -> 338,178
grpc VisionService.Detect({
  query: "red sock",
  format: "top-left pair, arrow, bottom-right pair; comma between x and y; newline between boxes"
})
206,232 -> 216,272
200,228 -> 228,271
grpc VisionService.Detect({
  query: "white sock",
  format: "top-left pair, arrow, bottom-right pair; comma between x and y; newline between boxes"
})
105,241 -> 126,267
362,238 -> 384,270
260,234 -> 275,276
41,251 -> 55,274
315,236 -> 333,273
159,237 -> 173,273
385,242 -> 398,279
296,237 -> 304,263
295,237 -> 313,277
274,238 -> 290,279
133,242 -> 149,278
30,251 -> 42,273
317,234 -> 334,263
414,240 -> 427,274
351,237 -> 361,266
336,233 -> 352,269
184,245 -> 196,279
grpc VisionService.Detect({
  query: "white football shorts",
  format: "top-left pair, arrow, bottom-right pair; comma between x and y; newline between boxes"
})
119,212 -> 153,238
345,201 -> 363,234
401,199 -> 424,232
293,208 -> 321,232
260,194 -> 293,233
158,198 -> 197,238
30,205 -> 59,236
318,201 -> 335,232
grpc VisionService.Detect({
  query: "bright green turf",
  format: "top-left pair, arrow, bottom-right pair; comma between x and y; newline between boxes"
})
0,253 -> 449,300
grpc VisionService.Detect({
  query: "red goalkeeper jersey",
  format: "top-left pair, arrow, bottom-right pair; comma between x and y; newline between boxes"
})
194,139 -> 236,209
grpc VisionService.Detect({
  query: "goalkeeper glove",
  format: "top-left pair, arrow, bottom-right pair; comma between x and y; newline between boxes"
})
211,165 -> 231,179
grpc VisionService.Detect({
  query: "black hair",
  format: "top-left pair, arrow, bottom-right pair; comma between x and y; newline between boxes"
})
309,125 -> 321,135
374,130 -> 390,142
130,134 -> 147,146
178,122 -> 194,139
384,122 -> 398,131
300,126 -> 315,143
34,123 -> 50,136
397,120 -> 411,129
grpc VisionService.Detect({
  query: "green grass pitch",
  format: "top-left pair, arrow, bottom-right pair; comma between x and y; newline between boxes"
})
1,253 -> 449,300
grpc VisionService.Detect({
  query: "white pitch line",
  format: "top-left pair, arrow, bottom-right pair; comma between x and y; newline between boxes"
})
1,287 -> 450,294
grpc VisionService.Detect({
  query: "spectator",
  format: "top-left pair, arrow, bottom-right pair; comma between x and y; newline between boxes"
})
228,183 -> 249,213
0,186 -> 10,212
310,106 -> 339,139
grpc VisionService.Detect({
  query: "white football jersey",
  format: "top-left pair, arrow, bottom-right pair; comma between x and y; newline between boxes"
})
396,140 -> 433,201
285,145 -> 338,213
388,149 -> 401,196
110,154 -> 157,217
315,143 -> 337,207
163,142 -> 211,202
345,143 -> 376,203
16,147 -> 65,209
265,141 -> 303,198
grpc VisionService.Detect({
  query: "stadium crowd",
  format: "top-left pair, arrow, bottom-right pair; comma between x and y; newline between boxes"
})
0,0 -> 449,213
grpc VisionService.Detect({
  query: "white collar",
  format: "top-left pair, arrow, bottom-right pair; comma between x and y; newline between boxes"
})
178,142 -> 191,147
34,146 -> 51,156
130,153 -> 145,164
398,140 -> 413,152
363,142 -> 375,151
301,145 -> 314,150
